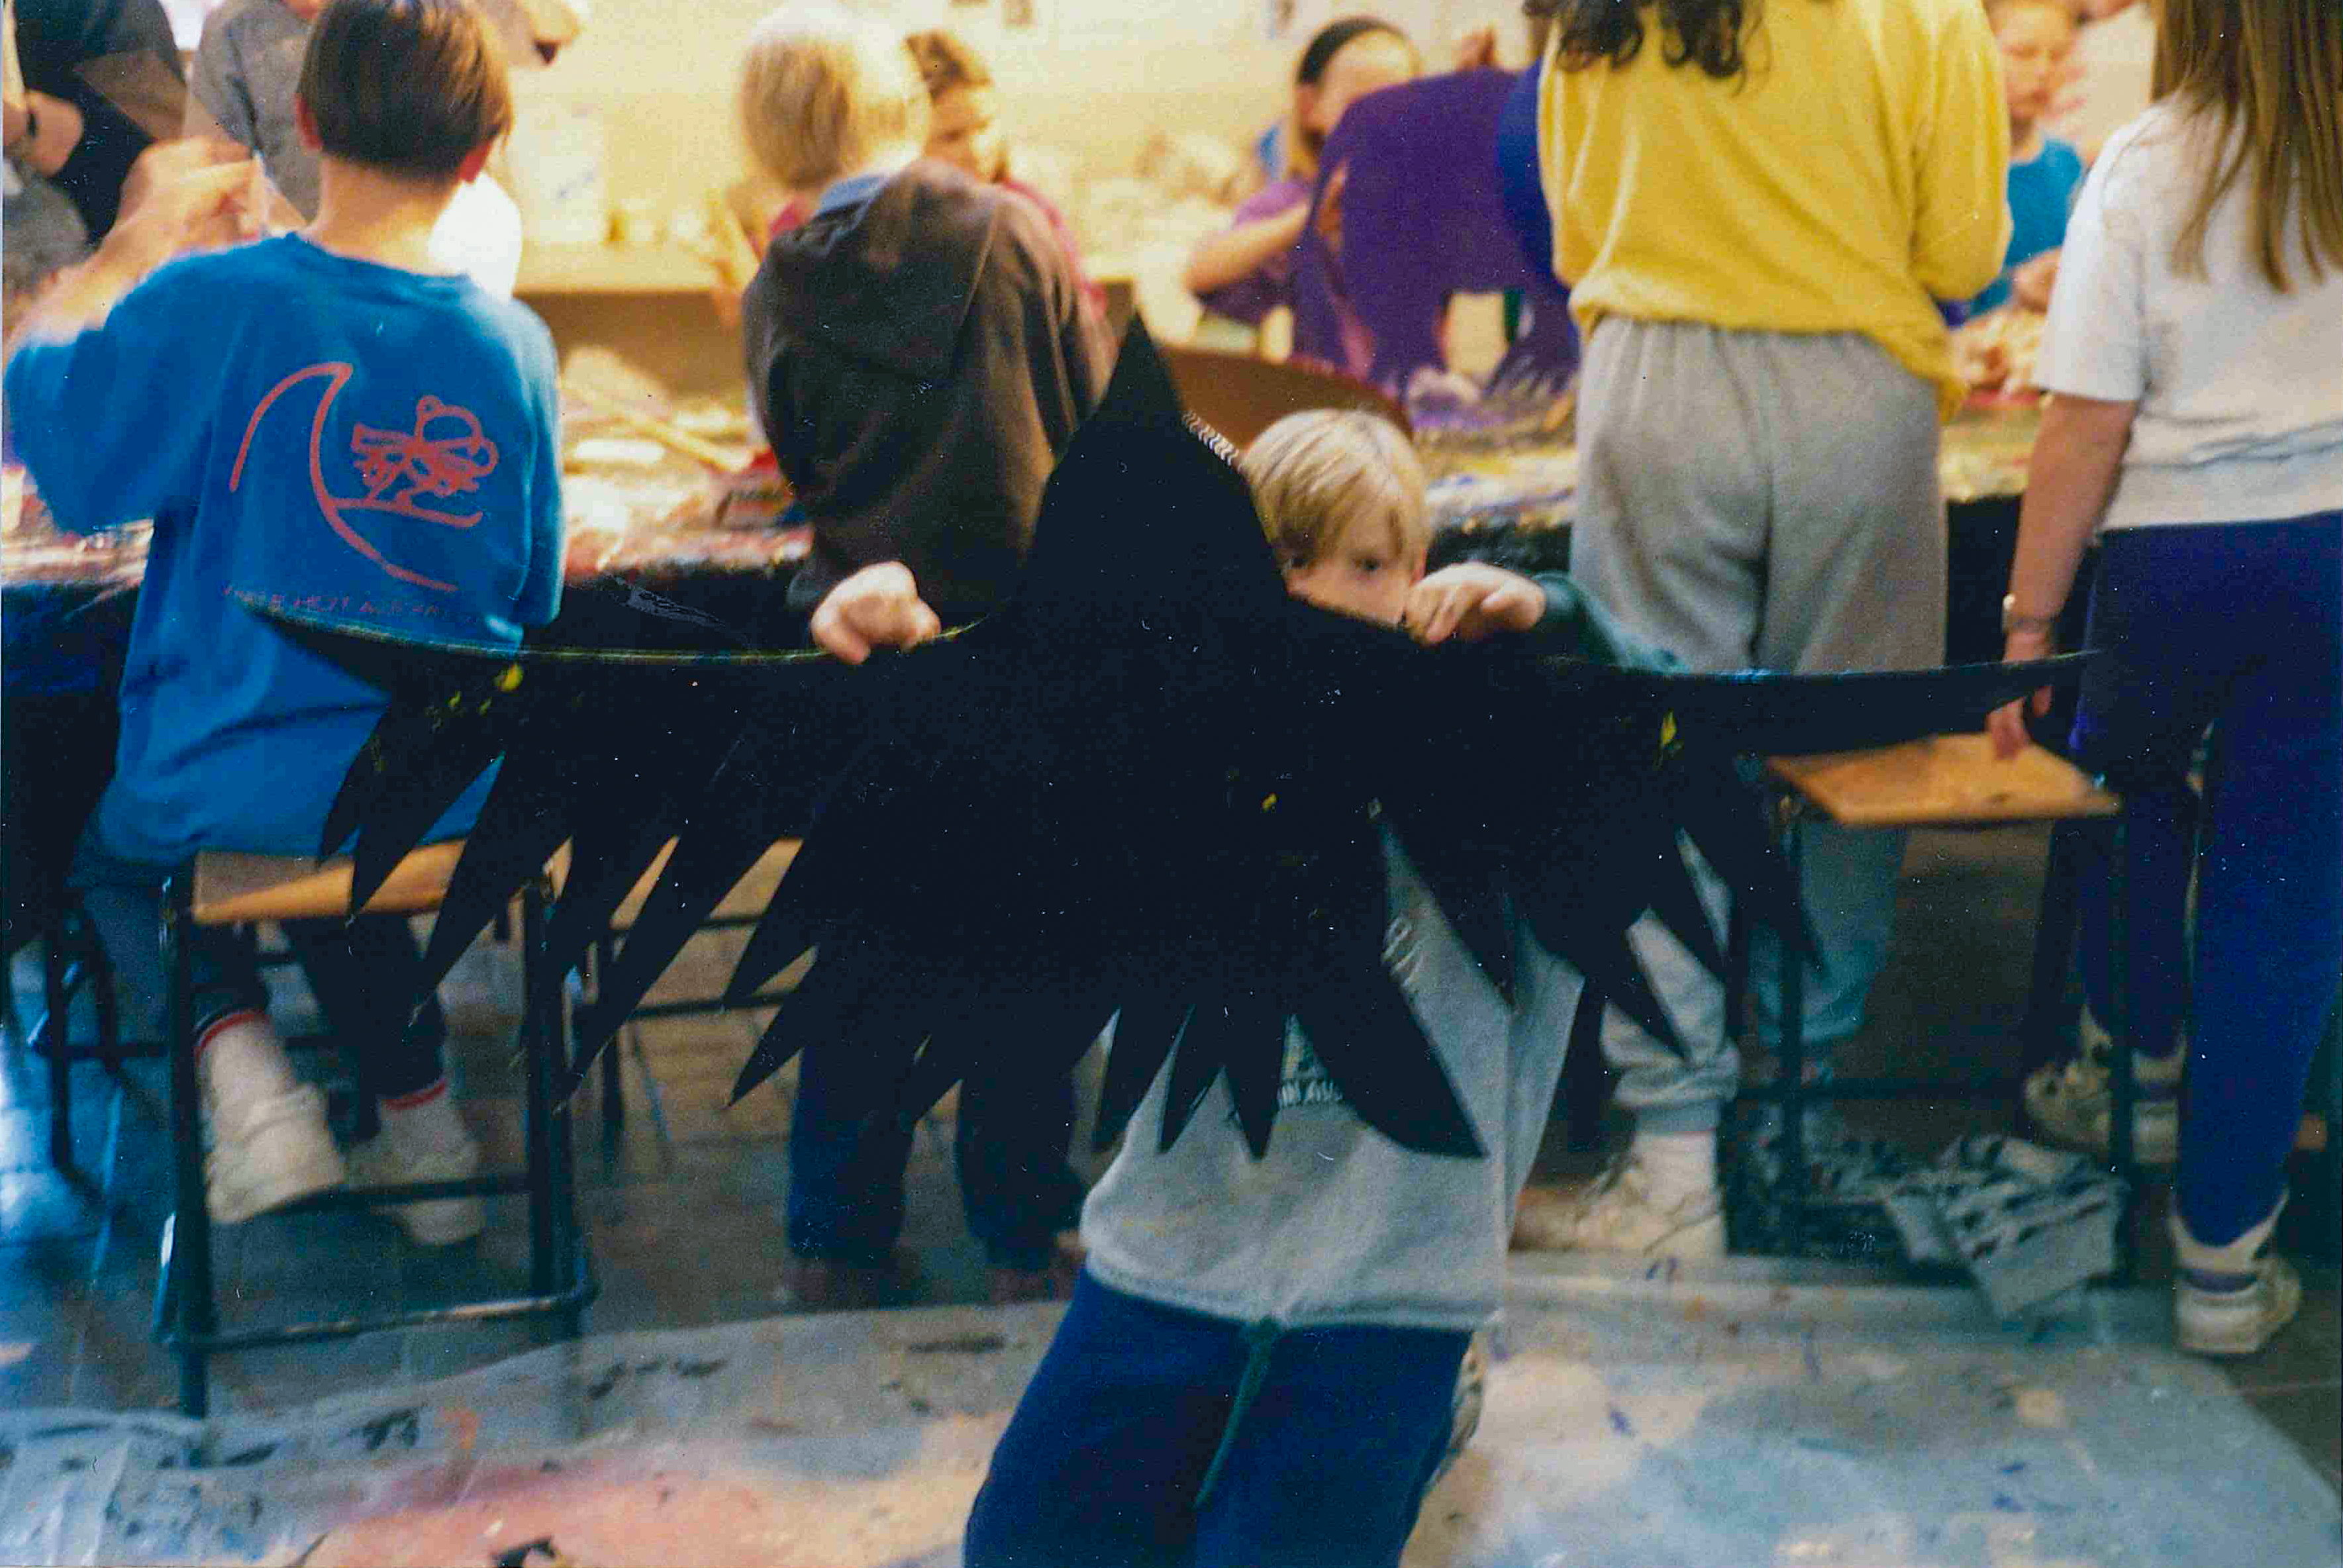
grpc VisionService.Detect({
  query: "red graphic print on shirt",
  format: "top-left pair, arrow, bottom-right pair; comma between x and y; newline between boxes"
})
230,362 -> 501,593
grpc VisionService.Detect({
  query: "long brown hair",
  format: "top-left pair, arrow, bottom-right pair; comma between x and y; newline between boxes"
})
1530,0 -> 1758,80
2155,0 -> 2343,291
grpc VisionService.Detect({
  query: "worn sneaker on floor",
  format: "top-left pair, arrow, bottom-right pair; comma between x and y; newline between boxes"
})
2177,1255 -> 2303,1356
1511,1158 -> 1725,1259
205,1083 -> 346,1224
2024,1009 -> 2182,1164
344,1123 -> 485,1246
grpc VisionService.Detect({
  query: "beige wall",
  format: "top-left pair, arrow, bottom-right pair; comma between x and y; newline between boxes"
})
517,0 -> 1538,215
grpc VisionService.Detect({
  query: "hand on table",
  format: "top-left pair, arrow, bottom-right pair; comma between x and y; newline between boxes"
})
1986,625 -> 2057,759
1402,563 -> 1544,646
811,562 -> 942,664
2011,250 -> 2060,313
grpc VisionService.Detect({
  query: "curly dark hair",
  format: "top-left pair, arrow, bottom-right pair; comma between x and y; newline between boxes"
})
1525,0 -> 1760,80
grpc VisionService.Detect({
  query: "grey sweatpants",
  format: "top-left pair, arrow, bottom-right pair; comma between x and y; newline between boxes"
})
1571,318 -> 1948,1133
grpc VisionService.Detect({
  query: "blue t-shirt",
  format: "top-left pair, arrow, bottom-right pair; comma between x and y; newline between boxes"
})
1973,137 -> 2085,314
5,234 -> 564,865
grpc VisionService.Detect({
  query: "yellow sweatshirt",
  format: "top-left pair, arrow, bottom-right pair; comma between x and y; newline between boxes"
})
1538,0 -> 2011,421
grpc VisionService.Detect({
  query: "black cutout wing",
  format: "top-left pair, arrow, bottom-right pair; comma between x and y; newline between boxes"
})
256,319 -> 2089,1160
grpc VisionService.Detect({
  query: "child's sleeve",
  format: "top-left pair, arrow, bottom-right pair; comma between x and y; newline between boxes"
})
185,18 -> 256,149
1909,0 -> 2012,306
2032,134 -> 2146,404
512,322 -> 566,626
3,269 -> 208,534
1526,573 -> 1677,671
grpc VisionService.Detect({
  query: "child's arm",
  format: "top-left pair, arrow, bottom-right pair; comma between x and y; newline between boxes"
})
4,150 -> 251,350
1911,1 -> 2013,306
810,563 -> 943,664
1182,201 -> 1310,297
1405,562 -> 1674,669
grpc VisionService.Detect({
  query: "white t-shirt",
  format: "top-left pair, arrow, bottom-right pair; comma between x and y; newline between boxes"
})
2035,103 -> 2343,531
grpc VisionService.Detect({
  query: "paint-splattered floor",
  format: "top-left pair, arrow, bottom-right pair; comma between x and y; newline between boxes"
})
1,1262 -> 2335,1566
5,828 -> 2338,1565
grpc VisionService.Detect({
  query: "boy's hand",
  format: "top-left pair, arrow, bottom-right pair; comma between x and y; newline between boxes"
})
2011,250 -> 2060,312
1402,563 -> 1544,645
107,151 -> 258,273
811,562 -> 942,664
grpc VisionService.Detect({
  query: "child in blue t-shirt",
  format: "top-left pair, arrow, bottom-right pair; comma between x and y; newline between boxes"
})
3,0 -> 562,1245
1973,0 -> 2085,315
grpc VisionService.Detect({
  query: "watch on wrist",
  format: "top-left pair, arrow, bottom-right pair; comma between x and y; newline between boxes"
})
2001,593 -> 2058,636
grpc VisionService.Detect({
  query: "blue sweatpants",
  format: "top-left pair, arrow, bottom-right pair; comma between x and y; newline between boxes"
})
2069,514 -> 2342,1245
963,1271 -> 1470,1568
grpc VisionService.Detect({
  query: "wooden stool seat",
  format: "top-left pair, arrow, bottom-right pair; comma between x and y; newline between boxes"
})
190,841 -> 470,926
1736,732 -> 2144,1277
160,841 -> 589,1415
1766,736 -> 2119,828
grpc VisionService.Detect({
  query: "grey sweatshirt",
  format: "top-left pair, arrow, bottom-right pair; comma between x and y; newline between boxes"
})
1079,577 -> 1658,1333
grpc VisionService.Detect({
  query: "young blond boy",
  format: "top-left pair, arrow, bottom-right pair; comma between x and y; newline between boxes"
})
837,409 -> 1650,1567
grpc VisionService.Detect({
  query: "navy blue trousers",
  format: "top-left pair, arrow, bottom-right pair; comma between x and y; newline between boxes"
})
2069,514 -> 2342,1244
964,1271 -> 1469,1568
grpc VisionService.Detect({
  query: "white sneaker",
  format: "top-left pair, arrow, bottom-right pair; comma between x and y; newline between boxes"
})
345,1116 -> 485,1246
2024,1008 -> 2182,1164
1512,1158 -> 1726,1259
2173,1204 -> 2301,1357
205,1082 -> 347,1224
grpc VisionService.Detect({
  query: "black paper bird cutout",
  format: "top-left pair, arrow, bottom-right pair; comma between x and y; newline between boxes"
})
254,320 -> 2089,1162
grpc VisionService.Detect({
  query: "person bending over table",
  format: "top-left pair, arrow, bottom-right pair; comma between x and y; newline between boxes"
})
3,0 -> 564,1248
1513,0 -> 2008,1259
735,3 -> 1110,1308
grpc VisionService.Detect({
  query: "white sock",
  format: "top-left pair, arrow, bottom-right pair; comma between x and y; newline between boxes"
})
1631,1129 -> 1717,1205
196,1011 -> 299,1108
379,1079 -> 467,1150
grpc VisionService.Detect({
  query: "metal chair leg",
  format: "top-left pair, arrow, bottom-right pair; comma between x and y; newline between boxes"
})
39,931 -> 75,1175
2105,813 -> 2136,1285
163,875 -> 215,1418
1777,808 -> 1809,1253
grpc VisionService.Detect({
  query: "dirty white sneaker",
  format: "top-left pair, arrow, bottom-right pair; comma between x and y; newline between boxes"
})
198,1014 -> 345,1224
1512,1157 -> 1725,1259
205,1082 -> 346,1224
345,1111 -> 485,1246
2024,1008 -> 2181,1164
2173,1203 -> 2300,1357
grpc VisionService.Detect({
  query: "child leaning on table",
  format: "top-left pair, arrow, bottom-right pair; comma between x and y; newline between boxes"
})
3,0 -> 563,1247
922,411 -> 1657,1568
1970,0 -> 2085,316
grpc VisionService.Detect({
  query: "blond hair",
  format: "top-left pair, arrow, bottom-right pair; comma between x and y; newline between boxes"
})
738,5 -> 928,192
2154,0 -> 2343,291
1240,411 -> 1429,571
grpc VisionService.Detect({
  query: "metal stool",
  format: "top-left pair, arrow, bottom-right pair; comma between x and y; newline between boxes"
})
1740,735 -> 2141,1270
156,844 -> 594,1416
18,893 -> 156,1178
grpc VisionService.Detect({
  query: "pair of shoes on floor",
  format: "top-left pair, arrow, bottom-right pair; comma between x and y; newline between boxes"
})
985,1231 -> 1087,1306
2173,1200 -> 2302,1357
202,1015 -> 482,1244
2024,1006 -> 2182,1165
1511,1157 -> 1725,1260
